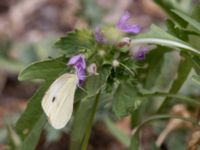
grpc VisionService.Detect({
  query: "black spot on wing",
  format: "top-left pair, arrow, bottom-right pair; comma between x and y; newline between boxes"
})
52,97 -> 56,102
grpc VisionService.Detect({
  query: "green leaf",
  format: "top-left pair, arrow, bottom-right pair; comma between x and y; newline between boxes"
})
16,57 -> 68,149
16,83 -> 50,150
16,83 -> 49,139
81,91 -> 101,150
70,95 -> 96,150
112,82 -> 140,117
192,75 -> 200,85
133,46 -> 170,118
104,118 -> 130,147
144,46 -> 170,89
18,115 -> 46,150
70,66 -> 111,150
172,10 -> 200,32
130,131 -> 140,150
157,52 -> 192,112
166,19 -> 199,40
142,92 -> 200,106
192,56 -> 200,75
85,65 -> 111,96
131,47 -> 170,128
192,4 -> 200,22
154,0 -> 187,27
55,29 -> 95,55
18,56 -> 67,81
132,25 -> 200,55
7,126 -> 21,150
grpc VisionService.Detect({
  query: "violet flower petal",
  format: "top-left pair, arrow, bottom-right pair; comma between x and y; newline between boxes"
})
68,54 -> 87,85
120,24 -> 141,34
134,50 -> 146,60
133,47 -> 149,60
68,54 -> 86,69
116,11 -> 141,34
75,66 -> 86,85
94,27 -> 104,42
116,11 -> 130,28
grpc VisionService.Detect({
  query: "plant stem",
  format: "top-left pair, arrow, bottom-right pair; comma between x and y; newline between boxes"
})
141,92 -> 200,106
135,115 -> 198,133
81,90 -> 101,150
120,62 -> 135,77
130,115 -> 199,149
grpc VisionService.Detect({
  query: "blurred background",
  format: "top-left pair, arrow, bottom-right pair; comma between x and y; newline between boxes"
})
0,0 -> 199,150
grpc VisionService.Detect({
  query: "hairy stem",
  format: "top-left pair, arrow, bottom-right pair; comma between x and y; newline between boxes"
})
81,90 -> 101,150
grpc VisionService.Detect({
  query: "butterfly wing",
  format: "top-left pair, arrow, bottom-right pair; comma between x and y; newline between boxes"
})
42,73 -> 78,129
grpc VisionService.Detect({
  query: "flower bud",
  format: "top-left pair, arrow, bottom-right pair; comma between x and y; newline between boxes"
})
117,37 -> 131,48
112,59 -> 120,68
87,63 -> 99,75
98,49 -> 106,57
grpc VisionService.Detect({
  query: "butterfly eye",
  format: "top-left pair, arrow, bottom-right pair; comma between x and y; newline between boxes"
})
52,97 -> 56,102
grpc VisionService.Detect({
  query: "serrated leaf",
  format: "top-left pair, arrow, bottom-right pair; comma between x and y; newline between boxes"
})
18,56 -> 67,81
132,25 -> 200,55
172,10 -> 200,32
112,82 -> 140,117
85,65 -> 111,96
55,29 -> 95,55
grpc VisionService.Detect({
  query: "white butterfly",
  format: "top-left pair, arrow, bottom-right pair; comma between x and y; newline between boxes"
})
42,73 -> 78,129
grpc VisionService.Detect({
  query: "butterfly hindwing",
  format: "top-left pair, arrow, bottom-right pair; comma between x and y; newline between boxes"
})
42,73 -> 78,129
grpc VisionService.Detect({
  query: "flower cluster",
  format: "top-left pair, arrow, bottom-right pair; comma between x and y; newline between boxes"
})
68,12 -> 147,85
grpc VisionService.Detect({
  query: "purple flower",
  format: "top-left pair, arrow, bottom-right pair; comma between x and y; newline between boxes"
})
94,27 -> 104,42
68,54 -> 86,85
75,66 -> 86,85
133,47 -> 149,60
116,12 -> 141,34
68,54 -> 86,69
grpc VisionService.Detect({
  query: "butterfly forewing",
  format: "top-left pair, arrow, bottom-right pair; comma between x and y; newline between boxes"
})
42,73 -> 78,129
